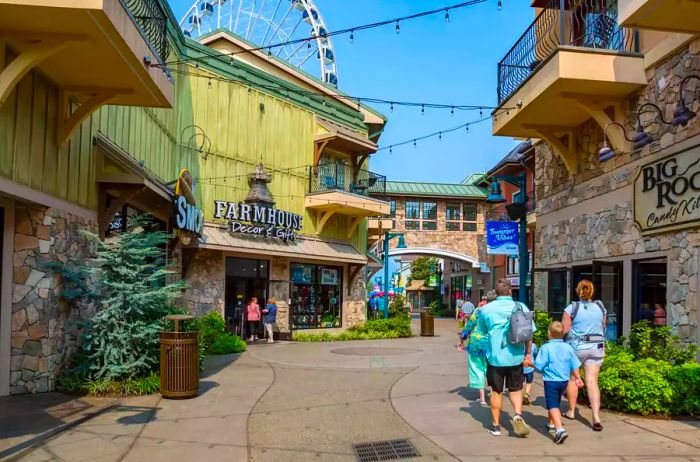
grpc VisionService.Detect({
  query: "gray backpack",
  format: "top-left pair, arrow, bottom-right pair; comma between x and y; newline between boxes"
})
508,302 -> 533,344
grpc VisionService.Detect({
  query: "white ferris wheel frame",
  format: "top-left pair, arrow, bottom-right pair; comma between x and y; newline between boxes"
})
179,0 -> 338,85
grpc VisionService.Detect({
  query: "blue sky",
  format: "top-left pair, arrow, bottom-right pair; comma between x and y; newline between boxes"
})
169,0 -> 533,183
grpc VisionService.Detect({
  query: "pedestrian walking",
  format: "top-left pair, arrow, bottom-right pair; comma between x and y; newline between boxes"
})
463,297 -> 475,321
455,298 -> 465,328
369,295 -> 378,320
246,297 -> 261,342
478,279 -> 535,437
376,295 -> 387,318
522,342 -> 538,405
458,304 -> 489,405
533,321 -> 584,444
562,279 -> 606,431
262,297 -> 277,344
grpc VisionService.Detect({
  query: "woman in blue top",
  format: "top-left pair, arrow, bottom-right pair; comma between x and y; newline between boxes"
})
562,280 -> 606,431
458,305 -> 490,406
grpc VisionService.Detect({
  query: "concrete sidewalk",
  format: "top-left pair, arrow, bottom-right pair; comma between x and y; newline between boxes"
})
7,319 -> 700,462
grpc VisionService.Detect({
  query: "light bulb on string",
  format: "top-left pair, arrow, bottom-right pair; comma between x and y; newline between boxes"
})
498,0 -> 502,11
268,48 -> 273,59
450,107 -> 454,117
445,9 -> 450,23
480,108 -> 483,117
208,78 -> 212,89
413,140 -> 416,148
389,146 -> 393,155
439,132 -> 442,141
390,102 -> 394,113
395,21 -> 400,34
421,105 -> 425,115
466,125 -> 469,133
350,30 -> 354,43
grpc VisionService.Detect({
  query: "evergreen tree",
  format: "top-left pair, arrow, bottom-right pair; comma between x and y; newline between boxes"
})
80,218 -> 185,380
410,256 -> 438,281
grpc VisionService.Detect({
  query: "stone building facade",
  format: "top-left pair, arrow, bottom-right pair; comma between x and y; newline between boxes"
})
534,38 -> 700,343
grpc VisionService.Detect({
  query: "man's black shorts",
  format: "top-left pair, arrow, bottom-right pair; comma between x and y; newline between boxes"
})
486,363 -> 524,393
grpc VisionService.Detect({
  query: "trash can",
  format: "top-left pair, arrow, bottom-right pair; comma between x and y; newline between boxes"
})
160,314 -> 199,399
420,310 -> 434,337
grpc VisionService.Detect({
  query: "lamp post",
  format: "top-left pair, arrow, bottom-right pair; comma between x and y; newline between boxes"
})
383,232 -> 406,318
487,173 -> 530,305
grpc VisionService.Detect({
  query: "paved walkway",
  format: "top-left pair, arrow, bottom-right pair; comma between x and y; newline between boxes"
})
5,319 -> 700,462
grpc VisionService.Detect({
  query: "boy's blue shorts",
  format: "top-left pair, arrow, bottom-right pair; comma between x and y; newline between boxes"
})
544,380 -> 569,410
523,371 -> 534,384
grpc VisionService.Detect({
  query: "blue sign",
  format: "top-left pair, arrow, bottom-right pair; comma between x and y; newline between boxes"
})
486,221 -> 519,255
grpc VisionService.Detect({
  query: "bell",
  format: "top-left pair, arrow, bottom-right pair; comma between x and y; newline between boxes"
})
245,164 -> 276,207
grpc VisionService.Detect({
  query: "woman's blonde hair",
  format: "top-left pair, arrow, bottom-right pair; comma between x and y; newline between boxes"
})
576,279 -> 595,301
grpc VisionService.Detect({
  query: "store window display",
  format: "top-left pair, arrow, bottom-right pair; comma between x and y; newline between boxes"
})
290,263 -> 343,329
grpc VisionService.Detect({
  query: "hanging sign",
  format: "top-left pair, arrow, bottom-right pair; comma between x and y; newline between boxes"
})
173,169 -> 204,245
214,200 -> 303,242
486,221 -> 519,255
634,146 -> 700,235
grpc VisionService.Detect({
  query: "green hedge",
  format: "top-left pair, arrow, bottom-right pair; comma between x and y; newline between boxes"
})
293,317 -> 413,342
57,372 -> 160,397
196,311 -> 247,355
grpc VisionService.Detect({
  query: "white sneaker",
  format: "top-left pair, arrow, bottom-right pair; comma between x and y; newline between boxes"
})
489,425 -> 501,436
512,415 -> 531,437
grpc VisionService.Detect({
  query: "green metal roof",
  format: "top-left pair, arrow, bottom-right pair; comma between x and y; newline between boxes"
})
461,172 -> 487,186
385,181 -> 487,198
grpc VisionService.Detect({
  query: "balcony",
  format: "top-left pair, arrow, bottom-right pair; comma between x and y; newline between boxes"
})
494,0 -> 646,174
305,161 -> 390,237
0,0 -> 173,144
618,0 -> 700,33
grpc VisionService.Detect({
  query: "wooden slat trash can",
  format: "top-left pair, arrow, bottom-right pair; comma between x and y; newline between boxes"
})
420,310 -> 434,337
160,314 -> 199,399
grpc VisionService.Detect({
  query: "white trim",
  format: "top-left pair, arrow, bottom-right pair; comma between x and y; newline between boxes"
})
0,197 -> 15,396
0,177 -> 96,222
387,247 -> 480,268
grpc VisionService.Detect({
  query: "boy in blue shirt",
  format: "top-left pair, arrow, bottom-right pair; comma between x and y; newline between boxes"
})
533,321 -> 583,444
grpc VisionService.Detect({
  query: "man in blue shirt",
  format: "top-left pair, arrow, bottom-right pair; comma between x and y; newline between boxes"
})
262,298 -> 278,344
478,279 -> 534,437
534,321 -> 583,444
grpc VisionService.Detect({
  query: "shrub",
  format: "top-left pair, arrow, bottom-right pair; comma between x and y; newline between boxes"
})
532,311 -> 553,347
293,316 -> 413,342
627,321 -> 696,365
667,363 -> 700,416
57,372 -> 160,397
388,294 -> 409,319
198,311 -> 227,353
209,334 -> 247,355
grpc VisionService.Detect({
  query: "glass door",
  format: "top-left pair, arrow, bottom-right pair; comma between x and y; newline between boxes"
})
592,261 -> 623,342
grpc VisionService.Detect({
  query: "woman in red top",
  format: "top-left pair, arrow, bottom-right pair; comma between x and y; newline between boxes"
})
247,297 -> 261,341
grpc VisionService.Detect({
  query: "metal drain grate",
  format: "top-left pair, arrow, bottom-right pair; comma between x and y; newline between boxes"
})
354,439 -> 420,461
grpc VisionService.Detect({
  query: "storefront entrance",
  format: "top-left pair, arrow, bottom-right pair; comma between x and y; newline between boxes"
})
633,258 -> 667,325
570,262 -> 622,342
224,257 -> 269,337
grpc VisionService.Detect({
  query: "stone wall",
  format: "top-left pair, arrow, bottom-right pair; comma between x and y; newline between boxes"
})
534,40 -> 700,342
343,266 -> 367,328
183,249 -> 224,316
269,256 -> 290,335
10,203 -> 97,394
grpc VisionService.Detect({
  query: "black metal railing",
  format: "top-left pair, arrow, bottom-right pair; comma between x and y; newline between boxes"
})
497,0 -> 637,104
308,161 -> 387,196
121,0 -> 170,64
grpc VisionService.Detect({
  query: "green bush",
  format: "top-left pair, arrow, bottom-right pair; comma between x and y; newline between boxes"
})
57,372 -> 160,397
209,334 -> 247,355
532,311 -> 553,347
627,321 -> 696,365
667,363 -> 700,416
198,311 -> 227,353
388,294 -> 409,319
293,316 -> 413,342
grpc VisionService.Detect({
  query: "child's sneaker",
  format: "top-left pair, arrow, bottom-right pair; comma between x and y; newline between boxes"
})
554,429 -> 568,444
489,425 -> 501,436
523,392 -> 531,405
512,415 -> 531,437
546,423 -> 556,433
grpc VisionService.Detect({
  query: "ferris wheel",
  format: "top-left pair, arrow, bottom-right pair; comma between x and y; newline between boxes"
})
180,0 -> 338,86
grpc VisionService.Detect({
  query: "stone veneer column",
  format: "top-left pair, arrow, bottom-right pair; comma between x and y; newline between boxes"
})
269,257 -> 290,336
10,203 -> 96,394
183,249 -> 225,316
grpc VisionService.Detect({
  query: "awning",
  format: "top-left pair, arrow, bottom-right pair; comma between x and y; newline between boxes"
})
316,117 -> 378,155
198,224 -> 368,265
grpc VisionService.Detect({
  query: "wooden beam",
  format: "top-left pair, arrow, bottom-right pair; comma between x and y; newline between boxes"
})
533,129 -> 578,174
346,216 -> 365,239
57,91 -> 116,145
315,210 -> 335,234
0,40 -> 67,106
313,139 -> 330,166
570,99 -> 629,155
347,264 -> 363,295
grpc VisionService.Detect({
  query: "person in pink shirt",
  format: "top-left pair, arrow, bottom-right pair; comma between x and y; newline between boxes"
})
246,297 -> 261,342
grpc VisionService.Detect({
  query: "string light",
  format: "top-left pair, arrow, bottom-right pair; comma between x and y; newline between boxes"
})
268,49 -> 272,58
377,115 -> 492,153
390,103 -> 394,113
498,0 -> 503,10
158,0 -> 488,68
395,21 -> 400,34
445,9 -> 450,22
421,105 -> 425,115
450,107 -> 454,116
208,78 -> 212,89
350,30 -> 355,43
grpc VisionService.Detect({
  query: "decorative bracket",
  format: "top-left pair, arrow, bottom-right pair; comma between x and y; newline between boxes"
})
562,93 -> 630,156
314,209 -> 335,235
346,216 -> 365,239
313,139 -> 330,166
347,264 -> 363,295
525,124 -> 578,174
98,185 -> 146,239
57,89 -> 126,145
0,32 -> 88,107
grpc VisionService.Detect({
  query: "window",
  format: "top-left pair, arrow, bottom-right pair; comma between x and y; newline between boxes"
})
404,201 -> 420,230
405,221 -> 420,230
290,264 -> 343,330
445,203 -> 478,232
421,201 -> 437,230
390,200 -> 397,217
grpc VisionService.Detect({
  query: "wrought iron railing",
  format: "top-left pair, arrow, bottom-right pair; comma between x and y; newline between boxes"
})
308,161 -> 387,196
121,0 -> 170,64
497,0 -> 637,104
